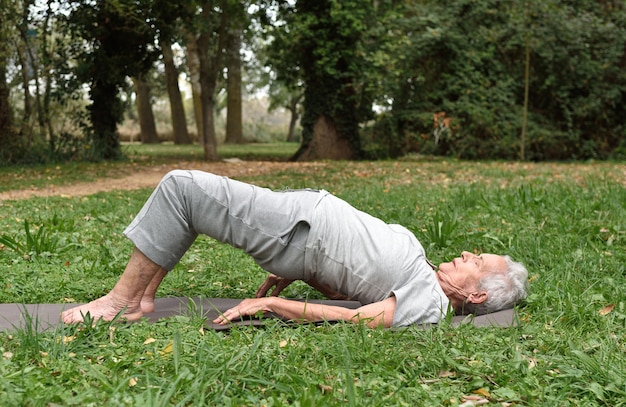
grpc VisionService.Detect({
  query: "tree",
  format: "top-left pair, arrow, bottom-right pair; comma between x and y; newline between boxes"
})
283,92 -> 303,143
377,0 -> 626,160
0,0 -> 15,160
224,14 -> 244,144
194,0 -> 229,161
66,0 -> 158,160
161,40 -> 192,144
185,32 -> 204,142
151,0 -> 195,145
131,75 -> 159,143
265,0 -> 375,160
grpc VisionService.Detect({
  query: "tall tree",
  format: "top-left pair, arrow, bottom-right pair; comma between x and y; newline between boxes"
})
194,1 -> 229,161
284,93 -> 302,143
185,32 -> 204,142
268,0 -> 374,160
161,40 -> 192,144
0,0 -> 15,160
224,17 -> 244,144
15,3 -> 34,142
67,0 -> 158,160
151,0 -> 195,145
131,75 -> 159,143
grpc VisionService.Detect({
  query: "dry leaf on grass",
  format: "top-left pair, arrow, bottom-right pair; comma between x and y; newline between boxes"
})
599,304 -> 615,316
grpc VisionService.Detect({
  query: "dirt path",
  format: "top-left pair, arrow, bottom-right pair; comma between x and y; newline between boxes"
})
0,160 -> 324,201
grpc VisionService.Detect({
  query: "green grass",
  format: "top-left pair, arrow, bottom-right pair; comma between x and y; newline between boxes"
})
123,141 -> 298,162
1,158 -> 625,405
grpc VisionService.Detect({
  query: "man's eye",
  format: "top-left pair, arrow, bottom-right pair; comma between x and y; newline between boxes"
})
475,256 -> 483,268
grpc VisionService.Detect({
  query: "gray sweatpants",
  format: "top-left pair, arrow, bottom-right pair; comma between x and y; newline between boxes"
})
123,170 -> 325,278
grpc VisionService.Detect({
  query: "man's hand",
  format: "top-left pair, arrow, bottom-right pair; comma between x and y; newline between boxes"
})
213,298 -> 273,325
255,274 -> 295,297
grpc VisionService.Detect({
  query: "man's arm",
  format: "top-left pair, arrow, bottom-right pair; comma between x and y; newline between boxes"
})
214,296 -> 397,328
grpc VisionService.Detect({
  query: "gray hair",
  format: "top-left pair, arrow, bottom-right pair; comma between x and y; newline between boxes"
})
461,255 -> 529,315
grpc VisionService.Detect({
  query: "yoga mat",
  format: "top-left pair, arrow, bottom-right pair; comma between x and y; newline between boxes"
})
0,297 -> 518,332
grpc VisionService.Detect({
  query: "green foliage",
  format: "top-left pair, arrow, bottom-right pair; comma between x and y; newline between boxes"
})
365,0 -> 626,160
267,0 -> 377,158
0,218 -> 77,258
422,211 -> 459,249
63,0 -> 160,160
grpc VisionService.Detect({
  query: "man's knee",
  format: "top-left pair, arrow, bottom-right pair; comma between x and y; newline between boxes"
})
161,169 -> 192,183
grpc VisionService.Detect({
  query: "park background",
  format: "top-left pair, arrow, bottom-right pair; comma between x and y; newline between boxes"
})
0,0 -> 625,164
0,0 -> 625,406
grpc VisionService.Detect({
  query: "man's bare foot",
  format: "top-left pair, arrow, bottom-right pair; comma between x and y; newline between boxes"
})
61,293 -> 144,324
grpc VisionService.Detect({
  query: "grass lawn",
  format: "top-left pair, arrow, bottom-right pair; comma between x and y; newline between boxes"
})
0,148 -> 624,405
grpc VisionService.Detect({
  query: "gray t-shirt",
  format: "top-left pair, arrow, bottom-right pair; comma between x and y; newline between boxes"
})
304,192 -> 450,327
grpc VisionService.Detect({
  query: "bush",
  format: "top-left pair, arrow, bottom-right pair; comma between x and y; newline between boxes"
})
364,0 -> 626,160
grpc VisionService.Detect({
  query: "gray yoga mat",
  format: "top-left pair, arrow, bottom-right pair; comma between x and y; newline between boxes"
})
0,297 -> 518,332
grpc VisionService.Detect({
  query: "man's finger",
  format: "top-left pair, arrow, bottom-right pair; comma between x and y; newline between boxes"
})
255,280 -> 274,298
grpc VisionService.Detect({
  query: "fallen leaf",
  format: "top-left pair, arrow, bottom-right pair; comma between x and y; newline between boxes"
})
461,394 -> 489,406
472,388 -> 491,398
159,340 -> 173,356
279,340 -> 288,348
438,371 -> 456,378
318,384 -> 333,394
143,337 -> 157,345
129,377 -> 138,387
599,304 -> 615,316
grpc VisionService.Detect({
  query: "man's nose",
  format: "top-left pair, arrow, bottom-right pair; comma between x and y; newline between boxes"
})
461,251 -> 473,261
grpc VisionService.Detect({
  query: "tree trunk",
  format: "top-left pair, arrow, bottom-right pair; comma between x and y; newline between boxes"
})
286,109 -> 299,142
132,76 -> 159,144
90,79 -> 122,160
0,18 -> 13,158
197,41 -> 218,160
294,115 -> 354,160
185,33 -> 203,143
194,4 -> 228,161
225,25 -> 243,144
41,0 -> 55,151
286,94 -> 302,142
16,43 -> 33,140
161,39 -> 191,145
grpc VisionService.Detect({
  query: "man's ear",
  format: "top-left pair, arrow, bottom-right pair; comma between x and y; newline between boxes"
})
467,291 -> 488,304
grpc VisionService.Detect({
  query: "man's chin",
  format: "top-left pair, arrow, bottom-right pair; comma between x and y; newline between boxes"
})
437,262 -> 452,273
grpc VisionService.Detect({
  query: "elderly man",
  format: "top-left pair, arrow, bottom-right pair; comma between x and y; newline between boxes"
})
61,170 -> 528,328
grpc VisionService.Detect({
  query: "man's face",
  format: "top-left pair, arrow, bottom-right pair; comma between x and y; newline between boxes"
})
437,251 -> 507,296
